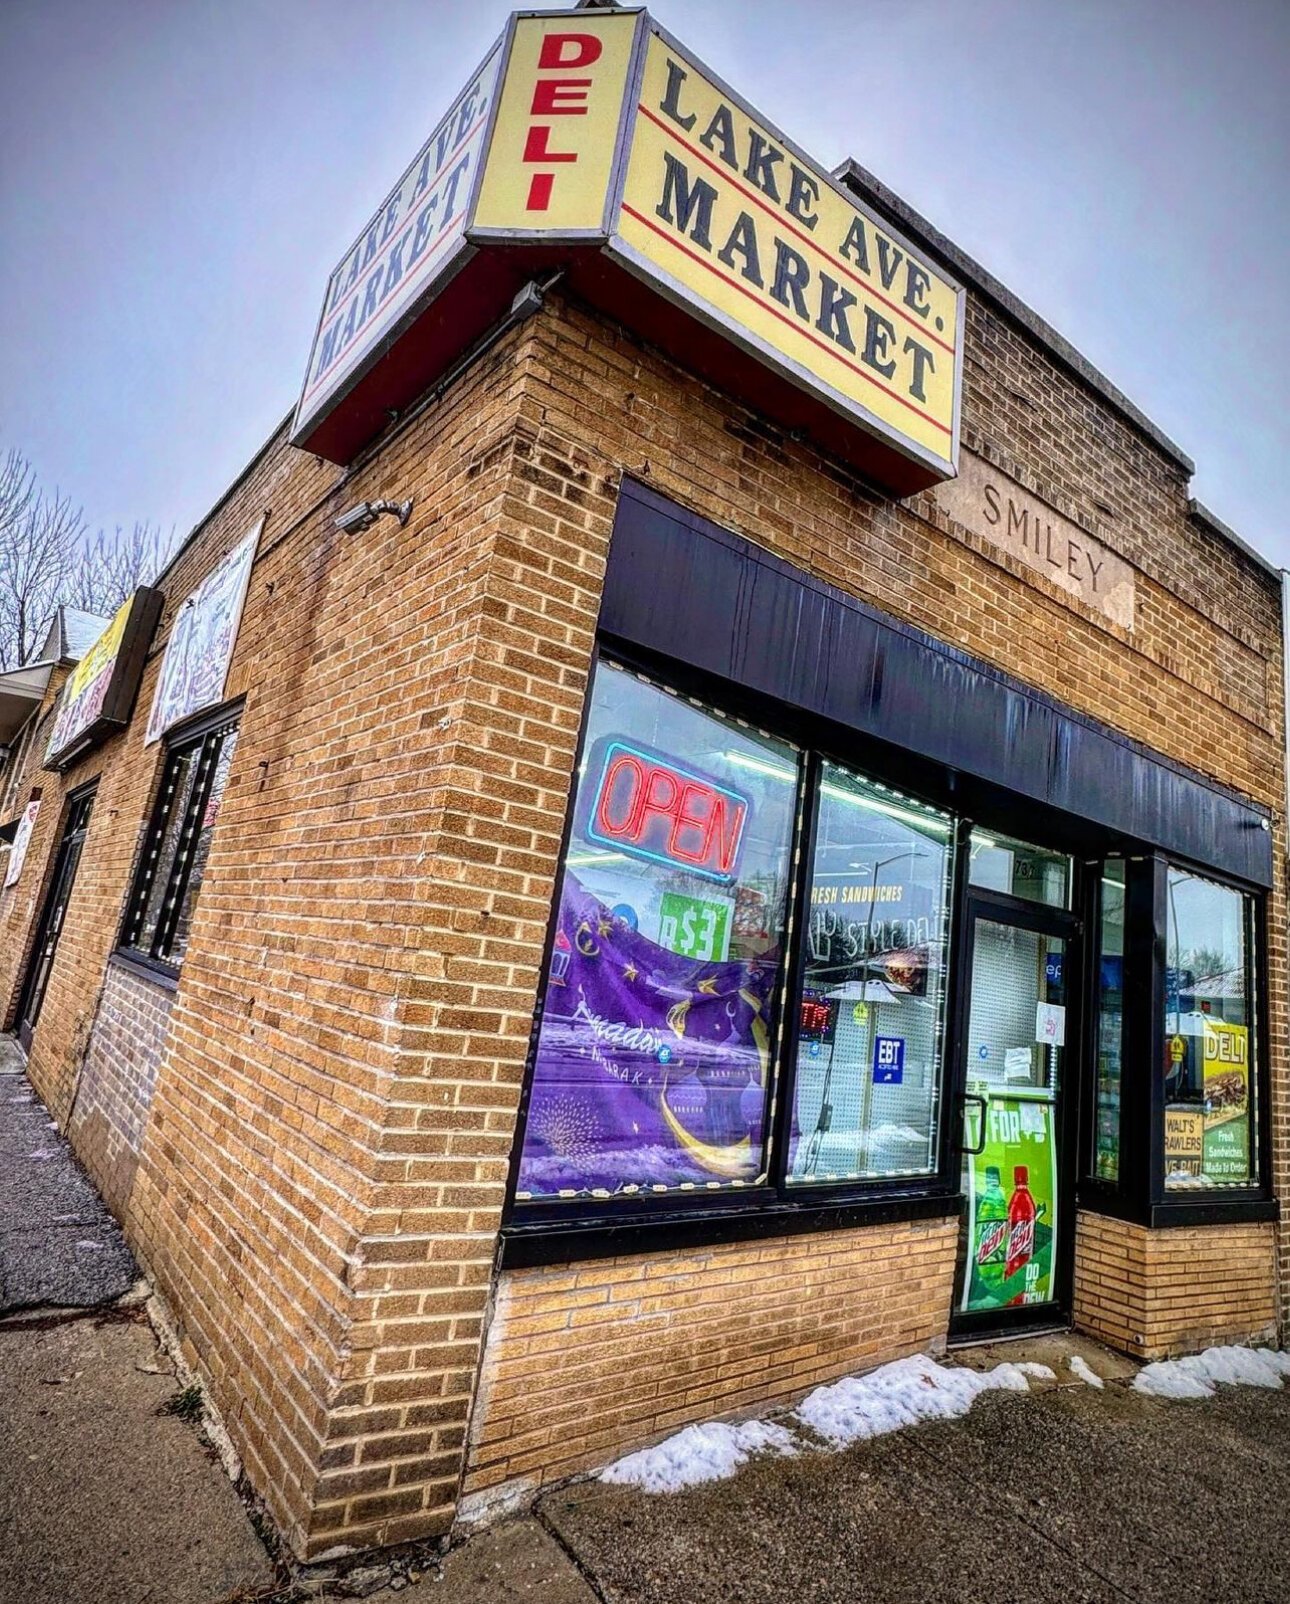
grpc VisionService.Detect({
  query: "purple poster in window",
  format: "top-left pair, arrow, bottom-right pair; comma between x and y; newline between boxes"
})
518,875 -> 777,1196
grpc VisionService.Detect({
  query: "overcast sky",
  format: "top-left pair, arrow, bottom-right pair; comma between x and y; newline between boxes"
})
2,0 -> 1287,571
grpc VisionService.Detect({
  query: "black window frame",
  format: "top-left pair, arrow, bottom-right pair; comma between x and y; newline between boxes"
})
501,651 -> 965,1267
502,647 -> 1278,1268
1075,851 -> 1275,1229
117,700 -> 243,978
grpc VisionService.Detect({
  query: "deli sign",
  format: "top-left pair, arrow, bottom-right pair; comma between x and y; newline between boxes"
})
294,8 -> 963,492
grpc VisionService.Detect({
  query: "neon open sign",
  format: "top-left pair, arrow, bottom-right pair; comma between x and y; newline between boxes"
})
586,740 -> 750,883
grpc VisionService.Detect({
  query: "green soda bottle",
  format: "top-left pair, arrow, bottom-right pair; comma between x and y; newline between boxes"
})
974,1165 -> 1008,1298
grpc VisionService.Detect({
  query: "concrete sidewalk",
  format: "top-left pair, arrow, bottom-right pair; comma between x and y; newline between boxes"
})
0,1035 -> 276,1604
3,1031 -> 1288,1604
293,1333 -> 1290,1604
533,1363 -> 1290,1604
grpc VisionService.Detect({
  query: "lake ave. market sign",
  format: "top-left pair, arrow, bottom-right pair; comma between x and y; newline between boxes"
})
293,7 -> 964,495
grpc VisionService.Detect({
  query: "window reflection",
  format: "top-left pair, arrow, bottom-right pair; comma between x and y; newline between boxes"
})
1093,861 -> 1125,1184
517,662 -> 799,1200
789,762 -> 954,1184
969,830 -> 1070,910
1163,869 -> 1255,1190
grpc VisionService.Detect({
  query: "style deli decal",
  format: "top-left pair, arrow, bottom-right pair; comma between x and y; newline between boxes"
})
294,8 -> 964,485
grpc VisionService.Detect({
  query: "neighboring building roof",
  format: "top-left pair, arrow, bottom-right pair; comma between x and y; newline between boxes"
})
1,605 -> 111,746
61,606 -> 112,659
0,660 -> 54,746
31,605 -> 111,669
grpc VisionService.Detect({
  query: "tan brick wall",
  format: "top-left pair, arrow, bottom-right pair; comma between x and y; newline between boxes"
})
1073,1211 -> 1278,1359
463,1218 -> 958,1506
0,267 -> 1282,1561
66,957 -> 174,1220
0,670 -> 75,1054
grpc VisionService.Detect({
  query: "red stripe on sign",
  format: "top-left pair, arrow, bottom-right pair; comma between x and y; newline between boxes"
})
637,103 -> 957,358
304,209 -> 466,399
619,202 -> 952,437
305,104 -> 492,385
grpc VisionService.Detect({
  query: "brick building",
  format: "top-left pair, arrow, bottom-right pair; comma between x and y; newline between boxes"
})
1,2 -> 1285,1562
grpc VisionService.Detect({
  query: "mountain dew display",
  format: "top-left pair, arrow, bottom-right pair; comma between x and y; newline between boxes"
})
971,1166 -> 1008,1294
962,1091 -> 1057,1312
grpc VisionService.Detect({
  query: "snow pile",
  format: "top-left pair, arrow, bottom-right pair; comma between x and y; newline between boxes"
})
795,1353 -> 1031,1448
601,1418 -> 798,1494
1133,1345 -> 1290,1401
1069,1355 -> 1104,1389
600,1343 -> 1290,1499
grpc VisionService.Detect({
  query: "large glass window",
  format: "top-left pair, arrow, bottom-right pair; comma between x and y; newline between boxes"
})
121,714 -> 240,969
515,661 -> 799,1201
1093,860 -> 1125,1184
788,763 -> 954,1184
1163,868 -> 1257,1190
969,829 -> 1070,910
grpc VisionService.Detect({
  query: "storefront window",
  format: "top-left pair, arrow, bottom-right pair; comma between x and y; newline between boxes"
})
1093,860 -> 1125,1184
788,762 -> 954,1184
1163,869 -> 1256,1190
515,661 -> 799,1201
969,830 -> 1070,909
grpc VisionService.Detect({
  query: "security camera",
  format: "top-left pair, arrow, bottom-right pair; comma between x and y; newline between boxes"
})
335,501 -> 378,534
334,498 -> 414,534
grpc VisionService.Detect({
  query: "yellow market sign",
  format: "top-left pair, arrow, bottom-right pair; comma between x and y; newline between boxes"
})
613,31 -> 959,468
294,8 -> 963,490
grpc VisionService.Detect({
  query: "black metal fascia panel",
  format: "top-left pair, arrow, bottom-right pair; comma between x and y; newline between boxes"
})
602,480 -> 1273,888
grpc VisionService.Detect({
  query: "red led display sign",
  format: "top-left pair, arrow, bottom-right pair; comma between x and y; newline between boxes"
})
798,995 -> 835,1042
586,740 -> 749,883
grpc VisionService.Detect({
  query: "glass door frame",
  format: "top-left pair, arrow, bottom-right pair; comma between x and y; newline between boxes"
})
16,783 -> 97,1053
948,884 -> 1084,1338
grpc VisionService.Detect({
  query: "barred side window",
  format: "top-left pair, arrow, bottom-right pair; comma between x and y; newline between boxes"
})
121,712 -> 240,969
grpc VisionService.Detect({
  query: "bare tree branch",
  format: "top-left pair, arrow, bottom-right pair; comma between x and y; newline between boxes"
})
0,449 -> 36,544
0,449 -> 171,671
0,466 -> 84,670
67,521 -> 174,618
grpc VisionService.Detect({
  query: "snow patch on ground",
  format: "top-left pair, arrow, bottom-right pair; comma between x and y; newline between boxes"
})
795,1354 -> 1030,1448
1133,1346 -> 1290,1401
601,1418 -> 798,1494
1069,1355 -> 1104,1389
600,1343 -> 1290,1497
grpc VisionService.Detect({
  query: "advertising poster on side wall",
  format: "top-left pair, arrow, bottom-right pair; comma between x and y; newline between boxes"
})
3,797 -> 41,890
44,588 -> 163,771
961,1089 -> 1057,1313
145,523 -> 261,746
45,599 -> 131,763
1201,1019 -> 1250,1180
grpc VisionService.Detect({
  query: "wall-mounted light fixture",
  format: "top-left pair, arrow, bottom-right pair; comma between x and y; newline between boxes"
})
334,498 -> 414,534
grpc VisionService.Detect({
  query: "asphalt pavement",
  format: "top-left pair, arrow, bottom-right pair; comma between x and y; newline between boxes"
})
0,1034 -> 274,1604
0,1035 -> 135,1312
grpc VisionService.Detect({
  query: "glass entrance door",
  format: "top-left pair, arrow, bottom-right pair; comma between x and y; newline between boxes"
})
17,788 -> 95,1052
952,900 -> 1076,1329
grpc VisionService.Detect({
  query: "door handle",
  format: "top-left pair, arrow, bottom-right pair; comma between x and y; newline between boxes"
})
959,1093 -> 987,1155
